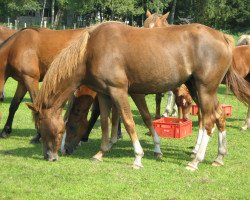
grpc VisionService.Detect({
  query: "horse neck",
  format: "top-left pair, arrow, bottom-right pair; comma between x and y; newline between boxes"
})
36,73 -> 84,112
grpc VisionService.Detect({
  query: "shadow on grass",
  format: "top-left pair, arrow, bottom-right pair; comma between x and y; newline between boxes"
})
0,128 -> 37,138
0,146 -> 44,161
1,97 -> 31,104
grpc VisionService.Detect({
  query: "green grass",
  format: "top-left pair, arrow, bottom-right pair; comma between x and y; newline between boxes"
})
0,78 -> 249,200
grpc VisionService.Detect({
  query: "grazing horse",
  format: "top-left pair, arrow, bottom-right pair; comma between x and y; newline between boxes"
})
27,22 -> 250,171
62,85 -> 162,157
0,26 -> 17,101
0,27 -> 87,142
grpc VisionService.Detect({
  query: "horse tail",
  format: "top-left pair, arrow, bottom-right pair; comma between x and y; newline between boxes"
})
222,34 -> 250,105
225,58 -> 250,105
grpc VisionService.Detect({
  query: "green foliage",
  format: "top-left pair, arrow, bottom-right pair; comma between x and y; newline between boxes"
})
0,0 -> 40,18
0,0 -> 249,33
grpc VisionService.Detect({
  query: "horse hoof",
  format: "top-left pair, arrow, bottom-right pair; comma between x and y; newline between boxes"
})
240,126 -> 248,131
132,163 -> 144,170
212,160 -> 224,167
91,157 -> 103,162
154,152 -> 163,159
190,153 -> 196,159
30,137 -> 41,144
186,163 -> 198,171
0,131 -> 10,139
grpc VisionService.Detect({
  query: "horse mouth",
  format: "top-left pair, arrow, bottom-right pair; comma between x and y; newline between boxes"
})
44,151 -> 59,161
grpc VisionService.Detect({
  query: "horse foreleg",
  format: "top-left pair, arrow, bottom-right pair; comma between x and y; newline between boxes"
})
241,106 -> 250,131
82,97 -> 100,142
0,82 -> 27,138
23,76 -> 40,143
92,93 -> 112,162
110,88 -> 144,169
155,93 -> 162,119
0,75 -> 5,102
131,94 -> 163,158
162,91 -> 175,117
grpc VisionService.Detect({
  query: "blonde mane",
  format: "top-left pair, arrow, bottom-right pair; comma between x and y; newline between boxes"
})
34,21 -> 124,110
34,30 -> 90,110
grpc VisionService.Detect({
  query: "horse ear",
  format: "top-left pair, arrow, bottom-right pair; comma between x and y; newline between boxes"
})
146,10 -> 152,18
161,12 -> 170,21
26,102 -> 39,113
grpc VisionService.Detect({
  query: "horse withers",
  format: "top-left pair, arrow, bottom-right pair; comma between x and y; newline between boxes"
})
28,22 -> 250,170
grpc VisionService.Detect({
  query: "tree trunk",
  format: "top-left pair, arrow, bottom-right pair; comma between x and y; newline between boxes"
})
170,0 -> 177,24
40,0 -> 47,27
51,0 -> 55,28
54,9 -> 63,28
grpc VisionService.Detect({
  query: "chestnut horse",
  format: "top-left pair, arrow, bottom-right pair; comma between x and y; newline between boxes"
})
0,27 -> 86,142
0,26 -> 17,101
61,12 -> 171,155
28,22 -> 250,171
144,11 -> 193,120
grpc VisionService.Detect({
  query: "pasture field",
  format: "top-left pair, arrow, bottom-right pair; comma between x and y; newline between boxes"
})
0,78 -> 249,200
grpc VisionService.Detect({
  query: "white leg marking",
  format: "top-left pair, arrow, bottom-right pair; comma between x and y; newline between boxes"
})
192,128 -> 203,154
151,127 -> 162,155
133,140 -> 144,168
218,130 -> 227,156
196,129 -> 210,162
241,108 -> 250,131
60,131 -> 66,154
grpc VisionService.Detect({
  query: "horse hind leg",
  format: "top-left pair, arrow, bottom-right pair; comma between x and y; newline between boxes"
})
110,88 -> 144,169
186,88 -> 217,171
212,106 -> 227,167
155,93 -> 162,119
131,94 -> 163,158
1,82 -> 27,138
240,106 -> 250,131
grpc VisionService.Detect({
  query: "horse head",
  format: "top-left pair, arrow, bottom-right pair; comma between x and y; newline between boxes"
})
27,103 -> 65,161
175,85 -> 192,120
144,10 -> 170,28
63,96 -> 94,155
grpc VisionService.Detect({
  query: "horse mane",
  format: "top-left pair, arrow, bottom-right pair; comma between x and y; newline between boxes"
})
34,29 -> 90,110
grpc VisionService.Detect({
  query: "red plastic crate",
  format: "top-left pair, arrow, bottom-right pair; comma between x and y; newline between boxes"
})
152,117 -> 192,139
191,104 -> 232,117
191,105 -> 199,115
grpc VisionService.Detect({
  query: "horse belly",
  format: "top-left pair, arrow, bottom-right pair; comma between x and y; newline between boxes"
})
127,67 -> 189,94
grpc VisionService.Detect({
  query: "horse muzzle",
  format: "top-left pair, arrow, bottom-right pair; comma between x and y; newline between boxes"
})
44,150 -> 59,161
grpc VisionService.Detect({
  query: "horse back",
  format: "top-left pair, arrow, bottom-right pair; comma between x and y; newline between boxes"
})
233,46 -> 250,78
86,22 -> 232,93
